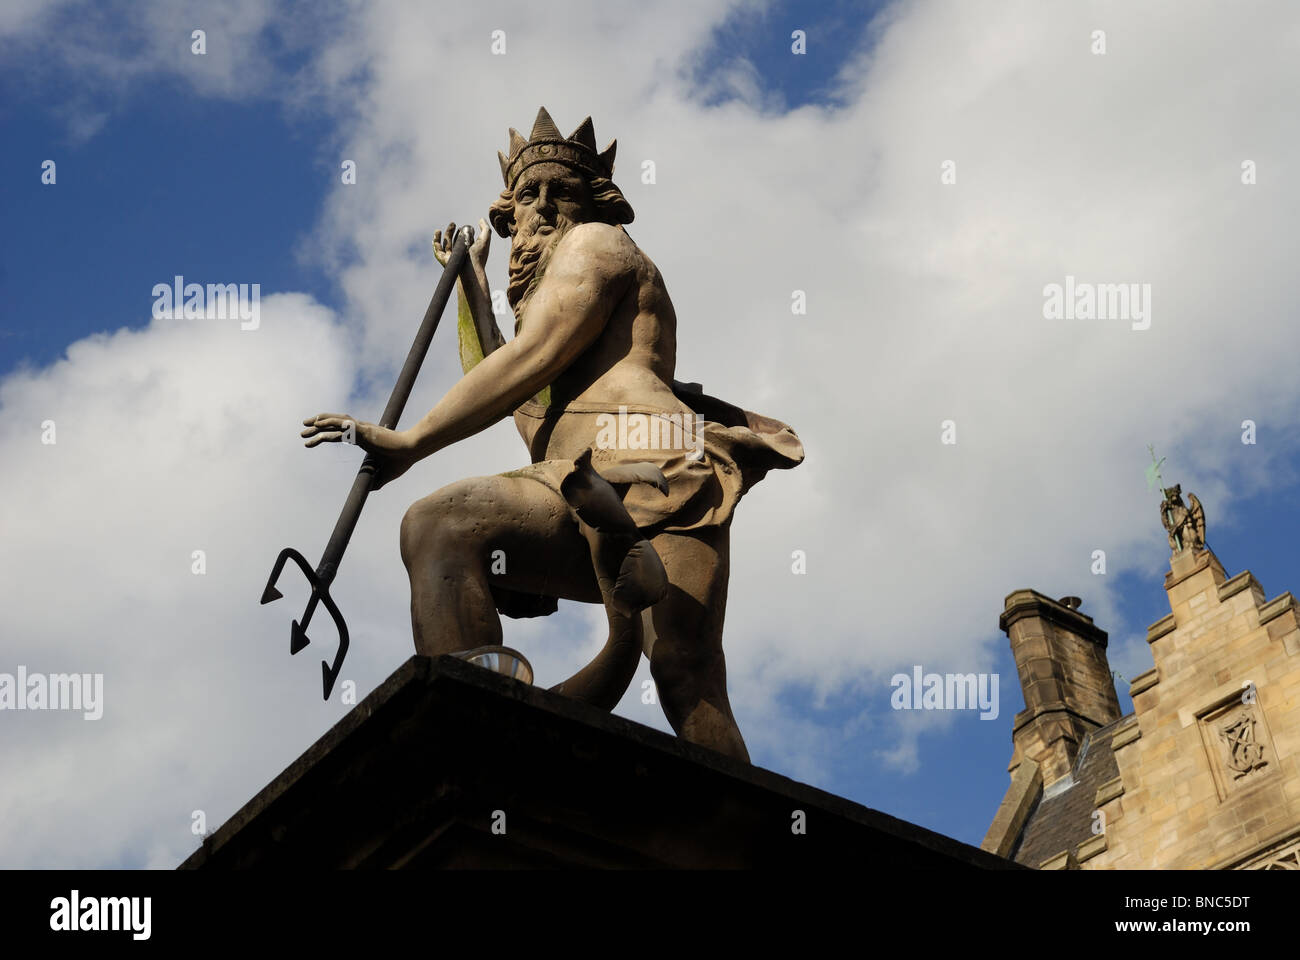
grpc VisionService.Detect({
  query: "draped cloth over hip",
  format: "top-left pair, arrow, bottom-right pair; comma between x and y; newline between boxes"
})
490,382 -> 805,619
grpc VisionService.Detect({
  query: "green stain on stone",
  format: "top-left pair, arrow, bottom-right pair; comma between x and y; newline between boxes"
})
457,287 -> 549,406
457,289 -> 484,374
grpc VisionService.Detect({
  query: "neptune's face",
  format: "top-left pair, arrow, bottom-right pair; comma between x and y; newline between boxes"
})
511,163 -> 595,241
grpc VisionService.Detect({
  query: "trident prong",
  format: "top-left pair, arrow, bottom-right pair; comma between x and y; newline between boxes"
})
260,546 -> 349,697
261,226 -> 474,700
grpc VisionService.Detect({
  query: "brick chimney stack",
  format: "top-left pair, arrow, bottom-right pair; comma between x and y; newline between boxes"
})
1000,590 -> 1122,786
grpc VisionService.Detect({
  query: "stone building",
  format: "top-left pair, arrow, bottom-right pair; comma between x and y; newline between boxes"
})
982,489 -> 1300,868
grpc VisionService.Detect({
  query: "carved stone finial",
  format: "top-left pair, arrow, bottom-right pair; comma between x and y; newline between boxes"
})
1159,483 -> 1206,554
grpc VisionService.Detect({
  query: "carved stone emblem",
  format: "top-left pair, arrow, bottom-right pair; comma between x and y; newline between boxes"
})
1197,697 -> 1275,801
1219,714 -> 1267,778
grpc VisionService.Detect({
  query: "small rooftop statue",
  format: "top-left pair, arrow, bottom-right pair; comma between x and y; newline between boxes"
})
299,108 -> 804,762
1160,484 -> 1206,554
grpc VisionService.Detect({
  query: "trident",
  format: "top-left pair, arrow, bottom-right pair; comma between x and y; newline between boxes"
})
260,225 -> 474,699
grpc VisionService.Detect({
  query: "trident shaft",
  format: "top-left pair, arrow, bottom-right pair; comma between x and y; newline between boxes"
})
261,226 -> 474,699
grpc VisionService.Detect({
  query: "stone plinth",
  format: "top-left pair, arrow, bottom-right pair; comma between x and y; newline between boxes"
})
181,655 -> 1018,870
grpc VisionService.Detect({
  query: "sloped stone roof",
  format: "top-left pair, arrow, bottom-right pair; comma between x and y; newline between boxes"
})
1011,714 -> 1131,867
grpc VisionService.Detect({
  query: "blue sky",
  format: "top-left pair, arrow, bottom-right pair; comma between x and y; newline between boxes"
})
3,0 -> 1298,868
2,91 -> 332,373
1,0 -> 884,376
